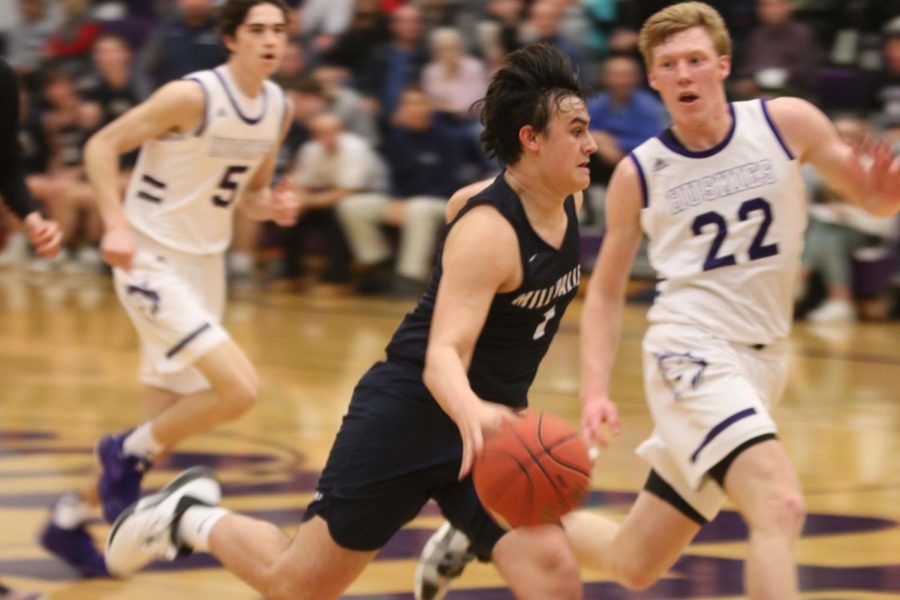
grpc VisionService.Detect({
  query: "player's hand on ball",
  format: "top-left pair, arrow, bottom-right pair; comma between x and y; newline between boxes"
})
101,226 -> 135,271
580,394 -> 620,450
272,177 -> 301,227
457,399 -> 517,480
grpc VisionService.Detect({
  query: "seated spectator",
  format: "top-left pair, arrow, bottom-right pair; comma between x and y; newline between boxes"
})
136,0 -> 227,99
869,17 -> 900,129
279,112 -> 387,290
733,0 -> 819,99
520,0 -> 587,83
300,0 -> 354,59
421,27 -> 489,125
324,0 -> 389,83
357,4 -> 429,125
587,55 -> 667,184
475,0 -> 525,73
337,87 -> 467,296
801,117 -> 897,322
272,40 -> 308,88
33,70 -> 103,272
43,0 -> 101,77
312,61 -> 380,145
4,0 -> 61,81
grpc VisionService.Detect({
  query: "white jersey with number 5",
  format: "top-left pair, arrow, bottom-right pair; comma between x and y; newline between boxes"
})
631,99 -> 808,345
124,66 -> 286,254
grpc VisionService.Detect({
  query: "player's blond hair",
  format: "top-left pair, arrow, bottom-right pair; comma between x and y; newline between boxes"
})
638,2 -> 732,68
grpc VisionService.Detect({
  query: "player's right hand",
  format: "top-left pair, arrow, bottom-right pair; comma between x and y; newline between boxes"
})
101,226 -> 135,271
456,399 -> 517,480
580,394 -> 620,450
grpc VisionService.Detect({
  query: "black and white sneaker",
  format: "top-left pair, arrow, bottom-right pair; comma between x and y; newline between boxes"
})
105,466 -> 221,577
414,522 -> 476,600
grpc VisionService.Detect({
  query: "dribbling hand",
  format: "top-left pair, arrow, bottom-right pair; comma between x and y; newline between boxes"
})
580,394 -> 620,451
456,399 -> 518,480
271,177 -> 301,227
101,226 -> 135,271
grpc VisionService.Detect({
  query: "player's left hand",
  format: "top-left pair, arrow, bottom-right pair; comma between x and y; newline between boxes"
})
271,177 -> 301,227
23,212 -> 62,258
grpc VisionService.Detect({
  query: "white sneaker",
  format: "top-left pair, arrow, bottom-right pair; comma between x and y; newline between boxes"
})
105,466 -> 221,577
807,299 -> 856,323
414,522 -> 475,600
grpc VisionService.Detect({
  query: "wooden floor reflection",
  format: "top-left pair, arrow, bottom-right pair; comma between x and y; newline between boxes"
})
0,271 -> 898,599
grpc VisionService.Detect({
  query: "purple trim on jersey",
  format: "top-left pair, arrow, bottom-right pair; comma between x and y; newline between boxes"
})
182,77 -> 209,136
212,68 -> 268,125
760,98 -> 795,160
690,407 -> 757,463
657,102 -> 737,158
165,323 -> 211,359
629,152 -> 649,208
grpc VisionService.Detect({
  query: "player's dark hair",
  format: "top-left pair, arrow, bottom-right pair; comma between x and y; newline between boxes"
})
476,44 -> 584,166
220,0 -> 290,39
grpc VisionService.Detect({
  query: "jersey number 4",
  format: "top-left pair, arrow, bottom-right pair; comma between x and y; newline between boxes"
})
691,197 -> 779,271
212,165 -> 250,208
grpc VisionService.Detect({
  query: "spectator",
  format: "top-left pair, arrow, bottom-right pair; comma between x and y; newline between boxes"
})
475,0 -> 524,73
81,34 -> 141,134
279,112 -> 387,290
34,70 -> 102,272
312,61 -> 380,145
422,27 -> 489,124
801,117 -> 897,322
587,55 -> 667,186
324,0 -> 389,81
734,0 -> 819,99
271,40 -> 308,87
337,87 -> 467,295
43,0 -> 101,77
520,0 -> 587,83
869,17 -> 900,129
4,0 -> 61,79
357,4 -> 429,123
136,0 -> 227,98
301,0 -> 354,58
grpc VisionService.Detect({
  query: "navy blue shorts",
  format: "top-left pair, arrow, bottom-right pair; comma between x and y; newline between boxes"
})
303,360 -> 506,560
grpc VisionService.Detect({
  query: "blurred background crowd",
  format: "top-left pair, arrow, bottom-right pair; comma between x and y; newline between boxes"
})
0,0 -> 898,322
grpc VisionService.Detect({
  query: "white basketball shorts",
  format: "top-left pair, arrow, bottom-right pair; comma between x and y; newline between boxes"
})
637,322 -> 789,522
113,232 -> 229,395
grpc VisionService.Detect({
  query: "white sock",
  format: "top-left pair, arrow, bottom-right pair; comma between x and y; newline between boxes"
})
122,422 -> 163,460
52,492 -> 97,529
176,505 -> 231,552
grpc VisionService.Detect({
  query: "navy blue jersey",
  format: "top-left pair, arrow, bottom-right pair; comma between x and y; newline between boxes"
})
385,173 -> 581,408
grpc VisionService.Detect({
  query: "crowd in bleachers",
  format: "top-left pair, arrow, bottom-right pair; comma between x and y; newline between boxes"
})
1,0 -> 898,319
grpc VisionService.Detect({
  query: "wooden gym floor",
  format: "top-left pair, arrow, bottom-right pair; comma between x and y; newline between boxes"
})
0,270 -> 898,599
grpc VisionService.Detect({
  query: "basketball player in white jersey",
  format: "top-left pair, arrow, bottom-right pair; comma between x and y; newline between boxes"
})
415,3 -> 900,599
40,0 -> 299,576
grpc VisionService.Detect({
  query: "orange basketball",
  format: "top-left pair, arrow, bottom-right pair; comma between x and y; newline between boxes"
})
473,411 -> 592,529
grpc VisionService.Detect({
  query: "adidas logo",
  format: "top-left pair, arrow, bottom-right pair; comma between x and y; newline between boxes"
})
653,157 -> 668,171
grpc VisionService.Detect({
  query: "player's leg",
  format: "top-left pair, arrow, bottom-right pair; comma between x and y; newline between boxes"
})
432,476 -> 582,600
562,476 -> 702,589
719,438 -> 804,599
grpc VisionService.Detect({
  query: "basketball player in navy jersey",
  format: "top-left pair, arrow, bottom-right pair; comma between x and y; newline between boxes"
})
0,55 -> 62,600
39,0 -> 300,576
101,44 -> 597,599
417,3 -> 900,599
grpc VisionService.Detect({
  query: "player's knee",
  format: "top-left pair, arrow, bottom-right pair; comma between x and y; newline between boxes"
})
758,490 -> 806,537
533,535 -> 582,598
220,372 -> 258,417
616,561 -> 662,591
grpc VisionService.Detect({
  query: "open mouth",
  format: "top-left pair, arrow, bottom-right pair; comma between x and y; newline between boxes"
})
678,93 -> 699,104
262,53 -> 276,61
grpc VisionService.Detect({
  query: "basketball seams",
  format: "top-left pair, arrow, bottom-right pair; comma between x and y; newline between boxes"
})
511,426 -> 569,507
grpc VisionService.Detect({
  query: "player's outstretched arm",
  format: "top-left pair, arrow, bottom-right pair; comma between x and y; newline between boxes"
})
237,99 -> 300,226
768,96 -> 900,217
424,204 -> 519,480
579,158 -> 643,449
85,80 -> 204,269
